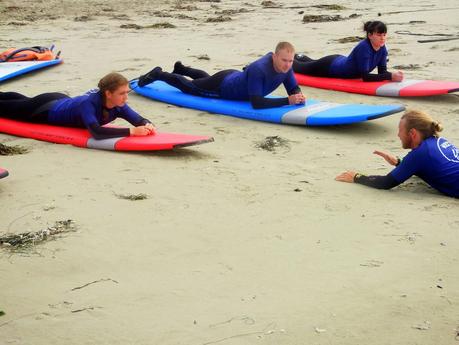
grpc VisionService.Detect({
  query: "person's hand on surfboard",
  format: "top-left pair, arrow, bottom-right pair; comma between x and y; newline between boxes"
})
391,71 -> 404,82
288,93 -> 306,105
144,123 -> 156,135
130,124 -> 156,136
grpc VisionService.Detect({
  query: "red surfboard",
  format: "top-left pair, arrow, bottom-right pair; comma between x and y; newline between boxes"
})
0,167 -> 8,179
295,74 -> 459,97
0,118 -> 213,151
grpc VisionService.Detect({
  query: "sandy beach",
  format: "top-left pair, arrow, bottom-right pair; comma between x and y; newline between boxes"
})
1,0 -> 459,344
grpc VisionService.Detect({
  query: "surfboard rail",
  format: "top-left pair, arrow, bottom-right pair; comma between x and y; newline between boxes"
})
295,73 -> 459,97
0,118 -> 213,151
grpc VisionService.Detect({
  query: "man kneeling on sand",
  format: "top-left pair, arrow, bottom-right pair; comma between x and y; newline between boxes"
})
137,41 -> 306,109
335,110 -> 459,198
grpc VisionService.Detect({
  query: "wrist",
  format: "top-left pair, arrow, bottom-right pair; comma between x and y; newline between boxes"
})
353,173 -> 362,182
396,157 -> 401,166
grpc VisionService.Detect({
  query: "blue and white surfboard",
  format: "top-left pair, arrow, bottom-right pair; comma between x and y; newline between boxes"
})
0,59 -> 62,83
131,80 -> 405,126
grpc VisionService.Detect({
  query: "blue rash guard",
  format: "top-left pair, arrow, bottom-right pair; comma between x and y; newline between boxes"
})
329,39 -> 390,80
389,137 -> 459,197
48,89 -> 149,139
219,52 -> 299,107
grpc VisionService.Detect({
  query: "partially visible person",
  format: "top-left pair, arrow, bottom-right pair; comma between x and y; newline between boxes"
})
137,41 -> 306,109
335,110 -> 459,198
293,21 -> 403,82
0,72 -> 155,140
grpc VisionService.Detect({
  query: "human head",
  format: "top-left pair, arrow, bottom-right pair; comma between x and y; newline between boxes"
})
398,110 -> 443,149
364,21 -> 387,49
98,72 -> 130,107
363,21 -> 387,36
272,41 -> 295,73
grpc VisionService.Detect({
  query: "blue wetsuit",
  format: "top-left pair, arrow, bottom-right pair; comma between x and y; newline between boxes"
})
293,39 -> 392,82
49,89 -> 149,138
0,89 -> 150,139
329,39 -> 388,79
390,137 -> 459,197
219,53 -> 299,101
141,53 -> 301,109
355,137 -> 459,197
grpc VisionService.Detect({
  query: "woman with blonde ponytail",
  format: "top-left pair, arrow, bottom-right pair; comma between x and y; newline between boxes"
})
336,110 -> 459,197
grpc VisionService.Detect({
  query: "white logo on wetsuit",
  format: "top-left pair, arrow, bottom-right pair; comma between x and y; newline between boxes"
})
437,137 -> 459,163
87,88 -> 99,95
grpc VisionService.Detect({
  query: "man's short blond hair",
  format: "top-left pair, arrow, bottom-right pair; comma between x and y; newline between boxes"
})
275,41 -> 295,54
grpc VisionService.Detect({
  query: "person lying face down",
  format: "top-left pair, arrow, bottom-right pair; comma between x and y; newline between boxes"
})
0,72 -> 155,140
293,20 -> 404,82
137,41 -> 306,110
335,110 -> 459,198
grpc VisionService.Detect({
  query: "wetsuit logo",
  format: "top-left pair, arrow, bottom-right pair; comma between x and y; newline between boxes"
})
87,88 -> 99,95
437,137 -> 459,163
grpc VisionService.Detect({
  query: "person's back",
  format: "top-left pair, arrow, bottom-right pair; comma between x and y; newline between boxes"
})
49,89 -> 100,127
220,53 -> 296,100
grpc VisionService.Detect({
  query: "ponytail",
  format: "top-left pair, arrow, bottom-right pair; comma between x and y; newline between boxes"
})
401,110 -> 443,139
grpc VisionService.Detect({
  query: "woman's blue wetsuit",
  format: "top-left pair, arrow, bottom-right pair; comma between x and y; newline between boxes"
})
0,89 -> 151,139
293,39 -> 392,82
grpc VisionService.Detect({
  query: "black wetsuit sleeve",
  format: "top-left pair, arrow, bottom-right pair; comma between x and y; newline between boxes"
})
354,173 -> 400,189
362,71 -> 392,82
138,118 -> 152,126
87,123 -> 130,140
249,95 -> 289,109
288,86 -> 302,95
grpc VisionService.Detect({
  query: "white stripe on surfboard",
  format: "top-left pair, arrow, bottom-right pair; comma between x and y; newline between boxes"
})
281,102 -> 341,125
0,61 -> 54,78
87,137 -> 121,150
375,79 -> 425,96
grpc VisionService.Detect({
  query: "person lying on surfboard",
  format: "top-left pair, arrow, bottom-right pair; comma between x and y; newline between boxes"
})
0,72 -> 155,140
335,110 -> 459,198
293,21 -> 404,82
137,41 -> 306,109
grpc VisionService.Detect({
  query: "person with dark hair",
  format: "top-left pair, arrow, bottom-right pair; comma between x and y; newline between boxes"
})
0,72 -> 155,139
335,110 -> 459,197
293,21 -> 403,82
137,42 -> 306,109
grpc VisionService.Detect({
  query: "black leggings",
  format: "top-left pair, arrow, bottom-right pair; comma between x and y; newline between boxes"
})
158,66 -> 237,98
0,92 -> 69,122
293,55 -> 341,77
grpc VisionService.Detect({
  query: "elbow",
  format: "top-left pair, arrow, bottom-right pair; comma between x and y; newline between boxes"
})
88,128 -> 104,140
90,133 -> 104,140
250,100 -> 263,109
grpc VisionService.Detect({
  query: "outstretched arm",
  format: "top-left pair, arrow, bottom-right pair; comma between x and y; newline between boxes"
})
120,104 -> 157,135
249,95 -> 289,109
335,171 -> 400,190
